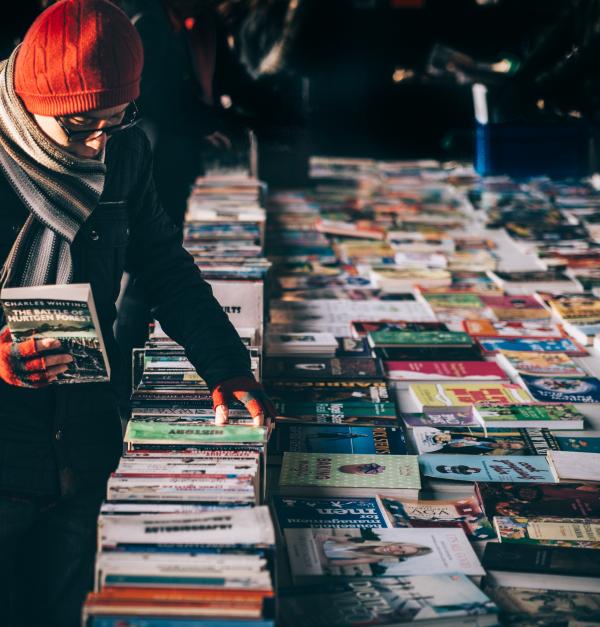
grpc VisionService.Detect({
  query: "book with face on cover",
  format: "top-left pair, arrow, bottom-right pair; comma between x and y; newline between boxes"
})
419,454 -> 557,483
284,526 -> 485,582
411,427 -> 558,456
279,574 -> 498,627
0,283 -> 110,383
494,515 -> 600,549
377,495 -> 495,540
409,382 -> 534,412
278,452 -> 420,498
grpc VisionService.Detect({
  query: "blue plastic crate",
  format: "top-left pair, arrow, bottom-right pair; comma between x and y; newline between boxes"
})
475,121 -> 592,178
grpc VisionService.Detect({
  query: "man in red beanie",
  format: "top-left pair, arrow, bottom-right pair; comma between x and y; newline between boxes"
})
0,1 -> 274,625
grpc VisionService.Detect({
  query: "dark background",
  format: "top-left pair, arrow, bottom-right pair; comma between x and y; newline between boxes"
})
2,0 -> 596,164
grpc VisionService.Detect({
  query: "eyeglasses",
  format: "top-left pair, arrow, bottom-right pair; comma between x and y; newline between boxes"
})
55,102 -> 140,142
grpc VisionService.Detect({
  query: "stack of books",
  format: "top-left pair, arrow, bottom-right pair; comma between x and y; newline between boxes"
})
82,172 -> 276,627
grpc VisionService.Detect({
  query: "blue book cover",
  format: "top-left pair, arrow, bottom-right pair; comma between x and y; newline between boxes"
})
419,454 -> 556,482
520,374 -> 600,404
274,424 -> 408,456
272,496 -> 389,529
478,337 -> 586,355
557,434 -> 600,453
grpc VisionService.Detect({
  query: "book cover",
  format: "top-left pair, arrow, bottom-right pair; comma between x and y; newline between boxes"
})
400,408 -> 481,428
423,293 -> 485,308
384,360 -> 506,381
284,527 -> 484,579
482,543 -> 600,577
1,283 -> 109,383
268,381 -> 389,404
520,375 -> 600,403
497,350 -> 587,377
334,337 -> 371,358
494,515 -> 600,549
549,293 -> 600,321
478,336 -> 587,356
419,454 -> 556,483
378,495 -> 495,540
279,452 -> 420,492
464,319 -> 564,338
476,482 -> 600,518
411,427 -> 558,456
264,357 -> 383,380
557,434 -> 600,453
410,382 -> 534,410
547,450 -> 600,482
374,345 -> 485,362
480,295 -> 550,321
351,320 -> 447,338
368,330 -> 473,348
124,422 -> 267,445
475,403 -> 585,428
272,496 -> 389,529
273,425 -> 407,456
274,401 -> 397,421
279,575 -> 496,626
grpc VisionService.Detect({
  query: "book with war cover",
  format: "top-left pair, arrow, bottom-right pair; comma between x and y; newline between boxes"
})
1,283 -> 110,383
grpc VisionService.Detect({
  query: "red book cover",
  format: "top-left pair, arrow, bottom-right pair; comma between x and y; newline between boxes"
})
463,319 -> 564,339
384,360 -> 507,381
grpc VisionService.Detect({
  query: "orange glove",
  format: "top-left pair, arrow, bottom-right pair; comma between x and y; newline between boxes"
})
212,376 -> 276,427
0,327 -> 73,388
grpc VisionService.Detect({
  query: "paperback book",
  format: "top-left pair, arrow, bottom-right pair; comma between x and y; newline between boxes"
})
1,283 -> 109,383
377,495 -> 495,540
278,452 -> 421,498
384,360 -> 506,382
494,515 -> 600,549
284,526 -> 484,581
272,496 -> 389,529
419,454 -> 556,483
520,374 -> 600,404
477,336 -> 587,356
474,403 -> 585,429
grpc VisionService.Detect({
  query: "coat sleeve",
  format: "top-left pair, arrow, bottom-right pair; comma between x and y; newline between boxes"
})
125,130 -> 252,390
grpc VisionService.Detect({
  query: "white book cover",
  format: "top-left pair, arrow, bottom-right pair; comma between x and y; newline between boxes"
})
547,450 -> 600,482
285,526 -> 484,581
100,507 -> 275,548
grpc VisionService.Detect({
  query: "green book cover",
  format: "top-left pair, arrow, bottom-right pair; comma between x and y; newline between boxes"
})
279,452 -> 421,490
423,293 -> 484,308
477,404 -> 583,422
125,421 -> 267,444
275,400 -> 397,419
368,330 -> 473,347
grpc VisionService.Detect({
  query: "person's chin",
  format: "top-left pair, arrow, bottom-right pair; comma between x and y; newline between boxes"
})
65,143 -> 104,159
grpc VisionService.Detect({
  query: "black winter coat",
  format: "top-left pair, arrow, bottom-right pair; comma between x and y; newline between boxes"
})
0,127 -> 252,497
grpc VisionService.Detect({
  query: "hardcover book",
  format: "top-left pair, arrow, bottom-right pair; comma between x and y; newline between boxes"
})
284,526 -> 484,581
419,454 -> 556,483
278,452 -> 420,498
378,495 -> 495,540
1,283 -> 109,383
272,496 -> 389,529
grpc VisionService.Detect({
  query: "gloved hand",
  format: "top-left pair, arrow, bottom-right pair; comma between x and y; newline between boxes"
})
211,376 -> 276,427
0,327 -> 73,388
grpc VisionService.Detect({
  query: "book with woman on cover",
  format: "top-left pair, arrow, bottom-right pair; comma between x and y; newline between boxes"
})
1,283 -> 110,383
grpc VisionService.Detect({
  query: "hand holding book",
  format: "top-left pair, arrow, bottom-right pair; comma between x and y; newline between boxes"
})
0,327 -> 73,387
212,375 -> 276,426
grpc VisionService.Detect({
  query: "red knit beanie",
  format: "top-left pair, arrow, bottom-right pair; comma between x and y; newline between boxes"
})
14,0 -> 144,116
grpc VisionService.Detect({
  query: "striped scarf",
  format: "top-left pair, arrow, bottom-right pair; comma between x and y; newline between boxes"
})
0,47 -> 106,289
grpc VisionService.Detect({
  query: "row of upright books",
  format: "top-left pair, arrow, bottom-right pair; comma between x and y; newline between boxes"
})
82,172 -> 276,626
262,157 -> 600,626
